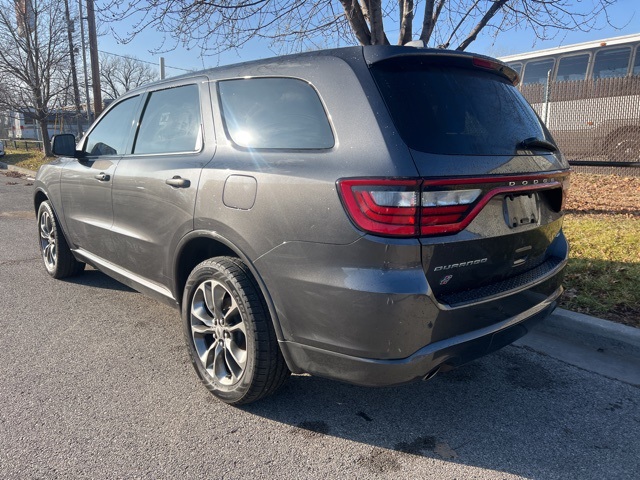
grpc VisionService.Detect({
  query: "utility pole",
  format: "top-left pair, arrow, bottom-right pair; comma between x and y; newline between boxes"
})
78,0 -> 91,124
86,0 -> 102,117
63,0 -> 82,136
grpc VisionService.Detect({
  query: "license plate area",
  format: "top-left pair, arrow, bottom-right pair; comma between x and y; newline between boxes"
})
504,193 -> 539,228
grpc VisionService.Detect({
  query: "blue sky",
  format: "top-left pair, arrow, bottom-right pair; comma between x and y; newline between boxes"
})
98,0 -> 639,76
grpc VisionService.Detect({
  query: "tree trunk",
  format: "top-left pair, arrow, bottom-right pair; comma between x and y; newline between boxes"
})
367,0 -> 386,45
39,117 -> 52,157
420,0 -> 446,45
338,0 -> 371,45
398,0 -> 414,45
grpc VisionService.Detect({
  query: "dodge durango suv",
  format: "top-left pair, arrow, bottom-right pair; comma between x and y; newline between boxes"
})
34,46 -> 570,405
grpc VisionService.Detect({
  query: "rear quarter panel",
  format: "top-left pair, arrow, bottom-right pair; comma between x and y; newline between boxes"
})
194,54 -> 419,259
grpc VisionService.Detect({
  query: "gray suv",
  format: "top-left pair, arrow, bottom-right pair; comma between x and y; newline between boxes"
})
35,46 -> 570,405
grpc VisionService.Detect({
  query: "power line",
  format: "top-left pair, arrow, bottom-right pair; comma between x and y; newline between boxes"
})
98,49 -> 194,72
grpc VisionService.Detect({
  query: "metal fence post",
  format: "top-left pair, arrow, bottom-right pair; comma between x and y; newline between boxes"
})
543,69 -> 551,125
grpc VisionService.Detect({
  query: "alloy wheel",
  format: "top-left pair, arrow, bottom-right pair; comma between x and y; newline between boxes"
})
190,279 -> 248,386
39,210 -> 57,271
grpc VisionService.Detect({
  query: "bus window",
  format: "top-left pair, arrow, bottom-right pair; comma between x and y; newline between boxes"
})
633,48 -> 640,76
593,47 -> 631,78
522,58 -> 555,85
508,62 -> 522,77
556,54 -> 589,81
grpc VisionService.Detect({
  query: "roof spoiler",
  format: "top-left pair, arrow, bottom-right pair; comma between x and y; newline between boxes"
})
363,46 -> 520,86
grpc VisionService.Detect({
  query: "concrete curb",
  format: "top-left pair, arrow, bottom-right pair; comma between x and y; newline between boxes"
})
541,308 -> 640,355
0,161 -> 37,177
544,308 -> 640,350
515,307 -> 640,386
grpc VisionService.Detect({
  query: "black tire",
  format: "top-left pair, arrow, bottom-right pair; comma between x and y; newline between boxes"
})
37,200 -> 85,279
182,257 -> 289,405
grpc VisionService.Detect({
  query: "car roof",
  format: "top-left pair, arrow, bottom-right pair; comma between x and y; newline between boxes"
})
127,45 -> 514,95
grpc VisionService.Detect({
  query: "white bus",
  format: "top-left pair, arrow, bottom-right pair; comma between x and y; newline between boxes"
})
500,33 -> 640,163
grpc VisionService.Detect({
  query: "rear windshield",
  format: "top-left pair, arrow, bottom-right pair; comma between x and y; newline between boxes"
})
371,59 -> 548,156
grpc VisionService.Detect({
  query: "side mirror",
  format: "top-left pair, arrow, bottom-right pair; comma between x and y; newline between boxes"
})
52,134 -> 77,157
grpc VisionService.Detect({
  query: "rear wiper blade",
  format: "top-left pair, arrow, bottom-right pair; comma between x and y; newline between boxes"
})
518,137 -> 558,152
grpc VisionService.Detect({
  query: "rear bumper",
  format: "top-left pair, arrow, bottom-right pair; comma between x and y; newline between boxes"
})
256,229 -> 568,385
280,286 -> 561,387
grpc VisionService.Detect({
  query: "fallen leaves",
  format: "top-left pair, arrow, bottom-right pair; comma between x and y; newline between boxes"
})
565,173 -> 640,216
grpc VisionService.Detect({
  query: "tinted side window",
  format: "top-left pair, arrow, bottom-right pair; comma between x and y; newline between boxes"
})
593,47 -> 631,79
133,84 -> 202,154
556,54 -> 589,81
84,96 -> 139,156
522,58 -> 555,85
218,78 -> 334,149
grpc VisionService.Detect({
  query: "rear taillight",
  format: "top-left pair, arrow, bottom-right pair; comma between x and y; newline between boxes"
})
421,189 -> 481,227
338,174 -> 568,237
338,179 -> 419,236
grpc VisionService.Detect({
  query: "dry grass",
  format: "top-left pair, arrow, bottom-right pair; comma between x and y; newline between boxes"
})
1,145 -> 50,171
561,173 -> 640,327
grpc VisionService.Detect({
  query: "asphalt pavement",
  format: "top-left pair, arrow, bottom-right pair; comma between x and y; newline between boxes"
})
1,167 -> 639,479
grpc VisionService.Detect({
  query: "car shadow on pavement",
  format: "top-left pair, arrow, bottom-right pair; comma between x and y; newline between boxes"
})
62,268 -> 136,293
240,346 -> 638,478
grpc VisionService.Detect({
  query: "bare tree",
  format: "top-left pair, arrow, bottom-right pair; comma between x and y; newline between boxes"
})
0,0 -> 70,156
99,0 -> 617,55
100,53 -> 159,100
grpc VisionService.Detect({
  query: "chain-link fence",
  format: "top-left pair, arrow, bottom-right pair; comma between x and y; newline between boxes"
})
519,76 -> 640,175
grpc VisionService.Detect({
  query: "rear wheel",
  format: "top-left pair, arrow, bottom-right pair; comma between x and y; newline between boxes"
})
182,257 -> 289,405
37,200 -> 85,279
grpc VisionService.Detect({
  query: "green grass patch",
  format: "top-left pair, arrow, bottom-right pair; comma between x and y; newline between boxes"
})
2,146 -> 50,171
561,214 -> 640,327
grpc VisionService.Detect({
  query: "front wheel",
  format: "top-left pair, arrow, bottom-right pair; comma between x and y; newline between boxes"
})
182,257 -> 289,405
37,200 -> 85,279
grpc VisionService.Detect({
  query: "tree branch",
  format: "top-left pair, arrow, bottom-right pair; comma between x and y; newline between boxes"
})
420,0 -> 446,45
457,0 -> 509,51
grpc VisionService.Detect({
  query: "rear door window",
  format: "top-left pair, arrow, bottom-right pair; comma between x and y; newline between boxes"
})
218,78 -> 334,149
133,84 -> 202,154
371,59 -> 547,156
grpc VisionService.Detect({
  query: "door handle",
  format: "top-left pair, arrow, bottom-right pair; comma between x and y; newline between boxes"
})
165,176 -> 191,188
94,173 -> 110,181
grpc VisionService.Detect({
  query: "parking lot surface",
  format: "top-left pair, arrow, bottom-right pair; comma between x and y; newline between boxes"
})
1,171 -> 639,479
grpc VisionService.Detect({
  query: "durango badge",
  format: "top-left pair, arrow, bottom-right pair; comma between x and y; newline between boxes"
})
434,258 -> 488,272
